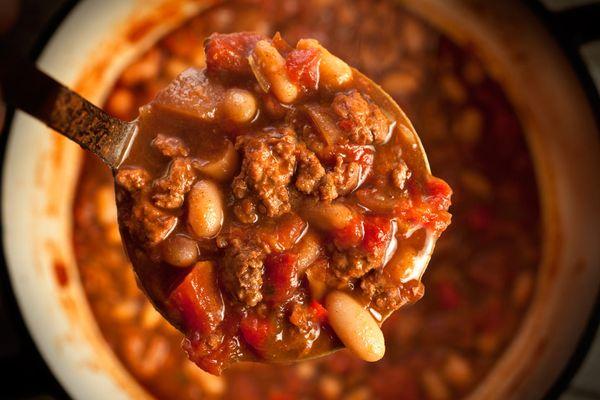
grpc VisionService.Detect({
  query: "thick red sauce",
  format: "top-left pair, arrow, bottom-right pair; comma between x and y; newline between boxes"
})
73,0 -> 540,398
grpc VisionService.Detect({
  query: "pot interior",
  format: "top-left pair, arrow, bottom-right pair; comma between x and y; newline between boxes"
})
3,1 -> 599,400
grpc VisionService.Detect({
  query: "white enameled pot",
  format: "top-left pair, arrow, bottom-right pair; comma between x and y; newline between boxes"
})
2,0 -> 599,399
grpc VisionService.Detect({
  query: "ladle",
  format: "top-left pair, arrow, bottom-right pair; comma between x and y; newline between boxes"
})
1,55 -> 435,362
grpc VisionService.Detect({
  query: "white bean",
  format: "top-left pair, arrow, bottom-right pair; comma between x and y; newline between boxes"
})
297,39 -> 352,90
221,88 -> 257,124
252,40 -> 298,103
325,291 -> 385,362
196,140 -> 239,182
306,260 -> 328,300
187,180 -> 224,238
302,201 -> 354,230
295,232 -> 321,270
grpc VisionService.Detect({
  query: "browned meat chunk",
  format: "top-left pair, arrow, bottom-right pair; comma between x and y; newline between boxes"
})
152,158 -> 197,209
116,167 -> 151,192
295,146 -> 362,201
361,274 -> 424,313
220,238 -> 266,307
289,303 -> 320,345
332,90 -> 389,145
151,133 -> 190,157
330,249 -> 374,282
127,201 -> 177,246
233,127 -> 297,218
326,156 -> 361,197
391,160 -> 410,189
295,145 -> 325,195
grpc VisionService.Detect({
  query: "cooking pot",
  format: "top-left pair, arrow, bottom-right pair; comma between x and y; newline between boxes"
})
2,0 -> 599,399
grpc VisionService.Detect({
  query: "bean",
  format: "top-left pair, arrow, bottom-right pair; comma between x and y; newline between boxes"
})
161,235 -> 199,267
106,88 -> 134,120
252,40 -> 298,103
453,107 -> 483,145
319,375 -> 342,399
140,302 -> 162,329
111,300 -> 139,321
95,185 -> 117,226
440,73 -> 467,104
421,370 -> 451,400
187,180 -> 224,238
294,232 -> 321,270
120,48 -> 162,86
325,290 -> 385,362
121,332 -> 169,379
512,271 -> 534,307
306,260 -> 328,300
221,88 -> 257,123
443,353 -> 473,389
195,140 -> 239,182
297,39 -> 352,89
302,201 -> 354,230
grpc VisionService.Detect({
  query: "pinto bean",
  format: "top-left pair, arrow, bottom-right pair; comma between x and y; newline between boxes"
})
161,235 -> 199,267
297,39 -> 352,89
194,140 -> 239,182
221,88 -> 258,123
251,40 -> 298,103
325,290 -> 385,362
187,180 -> 224,238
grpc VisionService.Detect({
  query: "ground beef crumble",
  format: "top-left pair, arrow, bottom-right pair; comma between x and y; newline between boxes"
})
151,133 -> 190,157
220,237 -> 266,307
232,127 -> 298,219
128,200 -> 177,246
116,167 -> 151,192
152,158 -> 197,209
332,90 -> 390,145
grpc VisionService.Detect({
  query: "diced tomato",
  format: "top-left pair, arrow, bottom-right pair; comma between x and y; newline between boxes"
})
264,252 -> 299,303
285,48 -> 320,91
184,334 -> 237,376
340,144 -> 374,167
167,262 -> 224,335
310,299 -> 328,323
425,176 -> 453,211
240,313 -> 272,352
259,213 -> 307,252
205,32 -> 264,76
362,216 -> 392,253
331,215 -> 364,249
435,280 -> 462,310
275,214 -> 307,250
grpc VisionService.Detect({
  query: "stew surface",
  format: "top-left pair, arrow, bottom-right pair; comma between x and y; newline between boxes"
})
73,0 -> 540,398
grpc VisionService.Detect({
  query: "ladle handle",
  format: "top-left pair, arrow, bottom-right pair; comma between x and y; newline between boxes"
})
0,56 -> 135,169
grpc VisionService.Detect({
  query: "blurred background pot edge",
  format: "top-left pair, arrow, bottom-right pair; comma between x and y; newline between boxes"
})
2,0 -> 599,399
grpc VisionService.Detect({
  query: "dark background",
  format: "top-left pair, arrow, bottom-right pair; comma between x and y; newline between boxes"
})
0,0 -> 598,399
